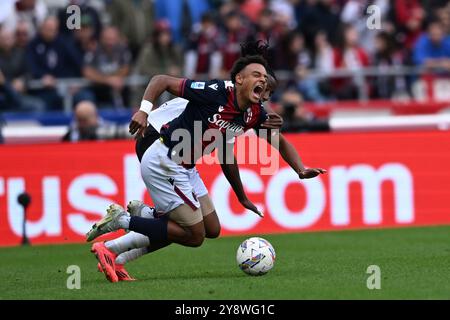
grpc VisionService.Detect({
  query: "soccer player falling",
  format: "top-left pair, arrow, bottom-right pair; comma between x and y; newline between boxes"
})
86,42 -> 326,282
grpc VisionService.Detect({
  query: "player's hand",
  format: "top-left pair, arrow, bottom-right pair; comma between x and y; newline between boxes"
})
298,168 -> 327,179
239,198 -> 264,218
261,113 -> 283,129
129,111 -> 148,137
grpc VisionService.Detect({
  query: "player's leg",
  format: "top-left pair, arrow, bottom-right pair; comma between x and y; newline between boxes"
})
201,196 -> 221,239
188,168 -> 221,239
132,139 -> 206,247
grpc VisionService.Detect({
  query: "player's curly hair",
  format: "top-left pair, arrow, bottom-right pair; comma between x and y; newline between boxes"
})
230,40 -> 270,84
240,40 -> 270,60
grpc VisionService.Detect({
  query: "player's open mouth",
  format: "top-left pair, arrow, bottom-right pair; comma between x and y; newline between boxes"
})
252,85 -> 264,100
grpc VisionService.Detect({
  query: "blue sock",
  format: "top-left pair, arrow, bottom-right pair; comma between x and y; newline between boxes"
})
129,216 -> 168,241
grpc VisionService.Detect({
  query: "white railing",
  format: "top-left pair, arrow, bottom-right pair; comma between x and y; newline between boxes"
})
22,65 -> 439,113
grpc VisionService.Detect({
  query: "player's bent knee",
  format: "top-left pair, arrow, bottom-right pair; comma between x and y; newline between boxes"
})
203,210 -> 221,239
186,222 -> 206,247
189,234 -> 205,247
206,224 -> 221,239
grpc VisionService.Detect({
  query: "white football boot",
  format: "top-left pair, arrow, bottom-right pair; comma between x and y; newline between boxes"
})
86,204 -> 129,242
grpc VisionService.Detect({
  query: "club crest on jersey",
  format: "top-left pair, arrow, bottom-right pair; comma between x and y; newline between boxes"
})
245,109 -> 253,123
190,82 -> 205,90
224,81 -> 234,89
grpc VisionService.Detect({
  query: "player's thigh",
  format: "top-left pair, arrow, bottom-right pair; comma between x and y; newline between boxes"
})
169,204 -> 204,229
141,140 -> 200,214
198,195 -> 221,238
188,169 -> 217,218
169,204 -> 205,247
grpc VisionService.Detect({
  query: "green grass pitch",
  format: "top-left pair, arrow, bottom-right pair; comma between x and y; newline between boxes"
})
0,226 -> 449,300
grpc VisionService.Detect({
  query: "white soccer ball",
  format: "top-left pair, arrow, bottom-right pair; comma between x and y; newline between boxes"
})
236,237 -> 276,276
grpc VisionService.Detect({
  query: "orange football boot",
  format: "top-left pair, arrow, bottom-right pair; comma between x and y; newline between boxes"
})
91,242 -> 118,282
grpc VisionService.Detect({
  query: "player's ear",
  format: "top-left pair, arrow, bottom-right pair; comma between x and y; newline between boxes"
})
235,73 -> 244,85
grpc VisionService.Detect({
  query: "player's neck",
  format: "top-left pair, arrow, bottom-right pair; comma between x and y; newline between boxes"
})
235,90 -> 251,111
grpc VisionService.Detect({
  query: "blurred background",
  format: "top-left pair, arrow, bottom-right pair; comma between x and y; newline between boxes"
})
1,0 -> 450,142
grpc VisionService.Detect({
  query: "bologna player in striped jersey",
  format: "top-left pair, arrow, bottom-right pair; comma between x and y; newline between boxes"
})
86,43 -> 326,282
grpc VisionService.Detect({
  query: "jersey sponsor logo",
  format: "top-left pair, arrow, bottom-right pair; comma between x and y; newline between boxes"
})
209,83 -> 219,91
208,113 -> 244,133
190,82 -> 205,90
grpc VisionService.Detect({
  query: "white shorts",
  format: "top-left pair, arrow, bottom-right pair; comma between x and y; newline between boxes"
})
141,139 -> 207,215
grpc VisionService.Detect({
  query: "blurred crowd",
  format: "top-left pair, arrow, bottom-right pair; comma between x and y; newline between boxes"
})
1,0 -> 450,125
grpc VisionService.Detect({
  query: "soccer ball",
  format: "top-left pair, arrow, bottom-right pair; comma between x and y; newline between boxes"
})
236,237 -> 276,276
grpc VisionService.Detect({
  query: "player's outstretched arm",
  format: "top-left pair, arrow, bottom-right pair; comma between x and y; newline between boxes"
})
129,75 -> 184,136
220,158 -> 264,218
261,131 -> 327,179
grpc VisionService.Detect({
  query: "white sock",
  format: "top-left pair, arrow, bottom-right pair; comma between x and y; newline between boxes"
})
140,205 -> 155,219
118,215 -> 130,229
115,247 -> 149,265
105,231 -> 150,255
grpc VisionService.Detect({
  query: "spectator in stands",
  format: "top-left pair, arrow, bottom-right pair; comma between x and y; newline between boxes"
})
270,0 -> 297,30
310,30 -> 334,101
26,16 -> 80,110
0,69 -> 22,112
371,32 -> 405,99
253,8 -> 279,67
276,31 -> 311,73
134,20 -> 183,79
184,13 -> 222,79
220,10 -> 250,77
393,0 -> 425,51
340,0 -> 391,56
82,26 -> 132,108
15,20 -> 32,49
2,0 -> 48,37
132,20 -> 183,106
236,0 -> 267,24
63,100 -> 128,142
277,88 -> 330,133
71,14 -> 98,75
0,28 -> 27,97
433,3 -> 450,35
63,101 -> 100,141
295,0 -> 340,48
155,0 -> 211,44
106,0 -> 153,60
413,20 -> 450,72
58,0 -> 102,41
331,24 -> 370,100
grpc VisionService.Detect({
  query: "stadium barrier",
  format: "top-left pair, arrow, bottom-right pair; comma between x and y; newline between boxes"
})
1,130 -> 450,246
21,66 -> 450,112
3,113 -> 450,144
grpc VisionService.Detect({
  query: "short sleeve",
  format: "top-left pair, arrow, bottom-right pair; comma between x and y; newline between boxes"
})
179,79 -> 228,106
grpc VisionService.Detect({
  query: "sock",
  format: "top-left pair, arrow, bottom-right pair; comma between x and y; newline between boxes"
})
115,247 -> 149,265
118,215 -> 131,229
140,206 -> 156,219
129,216 -> 168,241
105,231 -> 150,255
